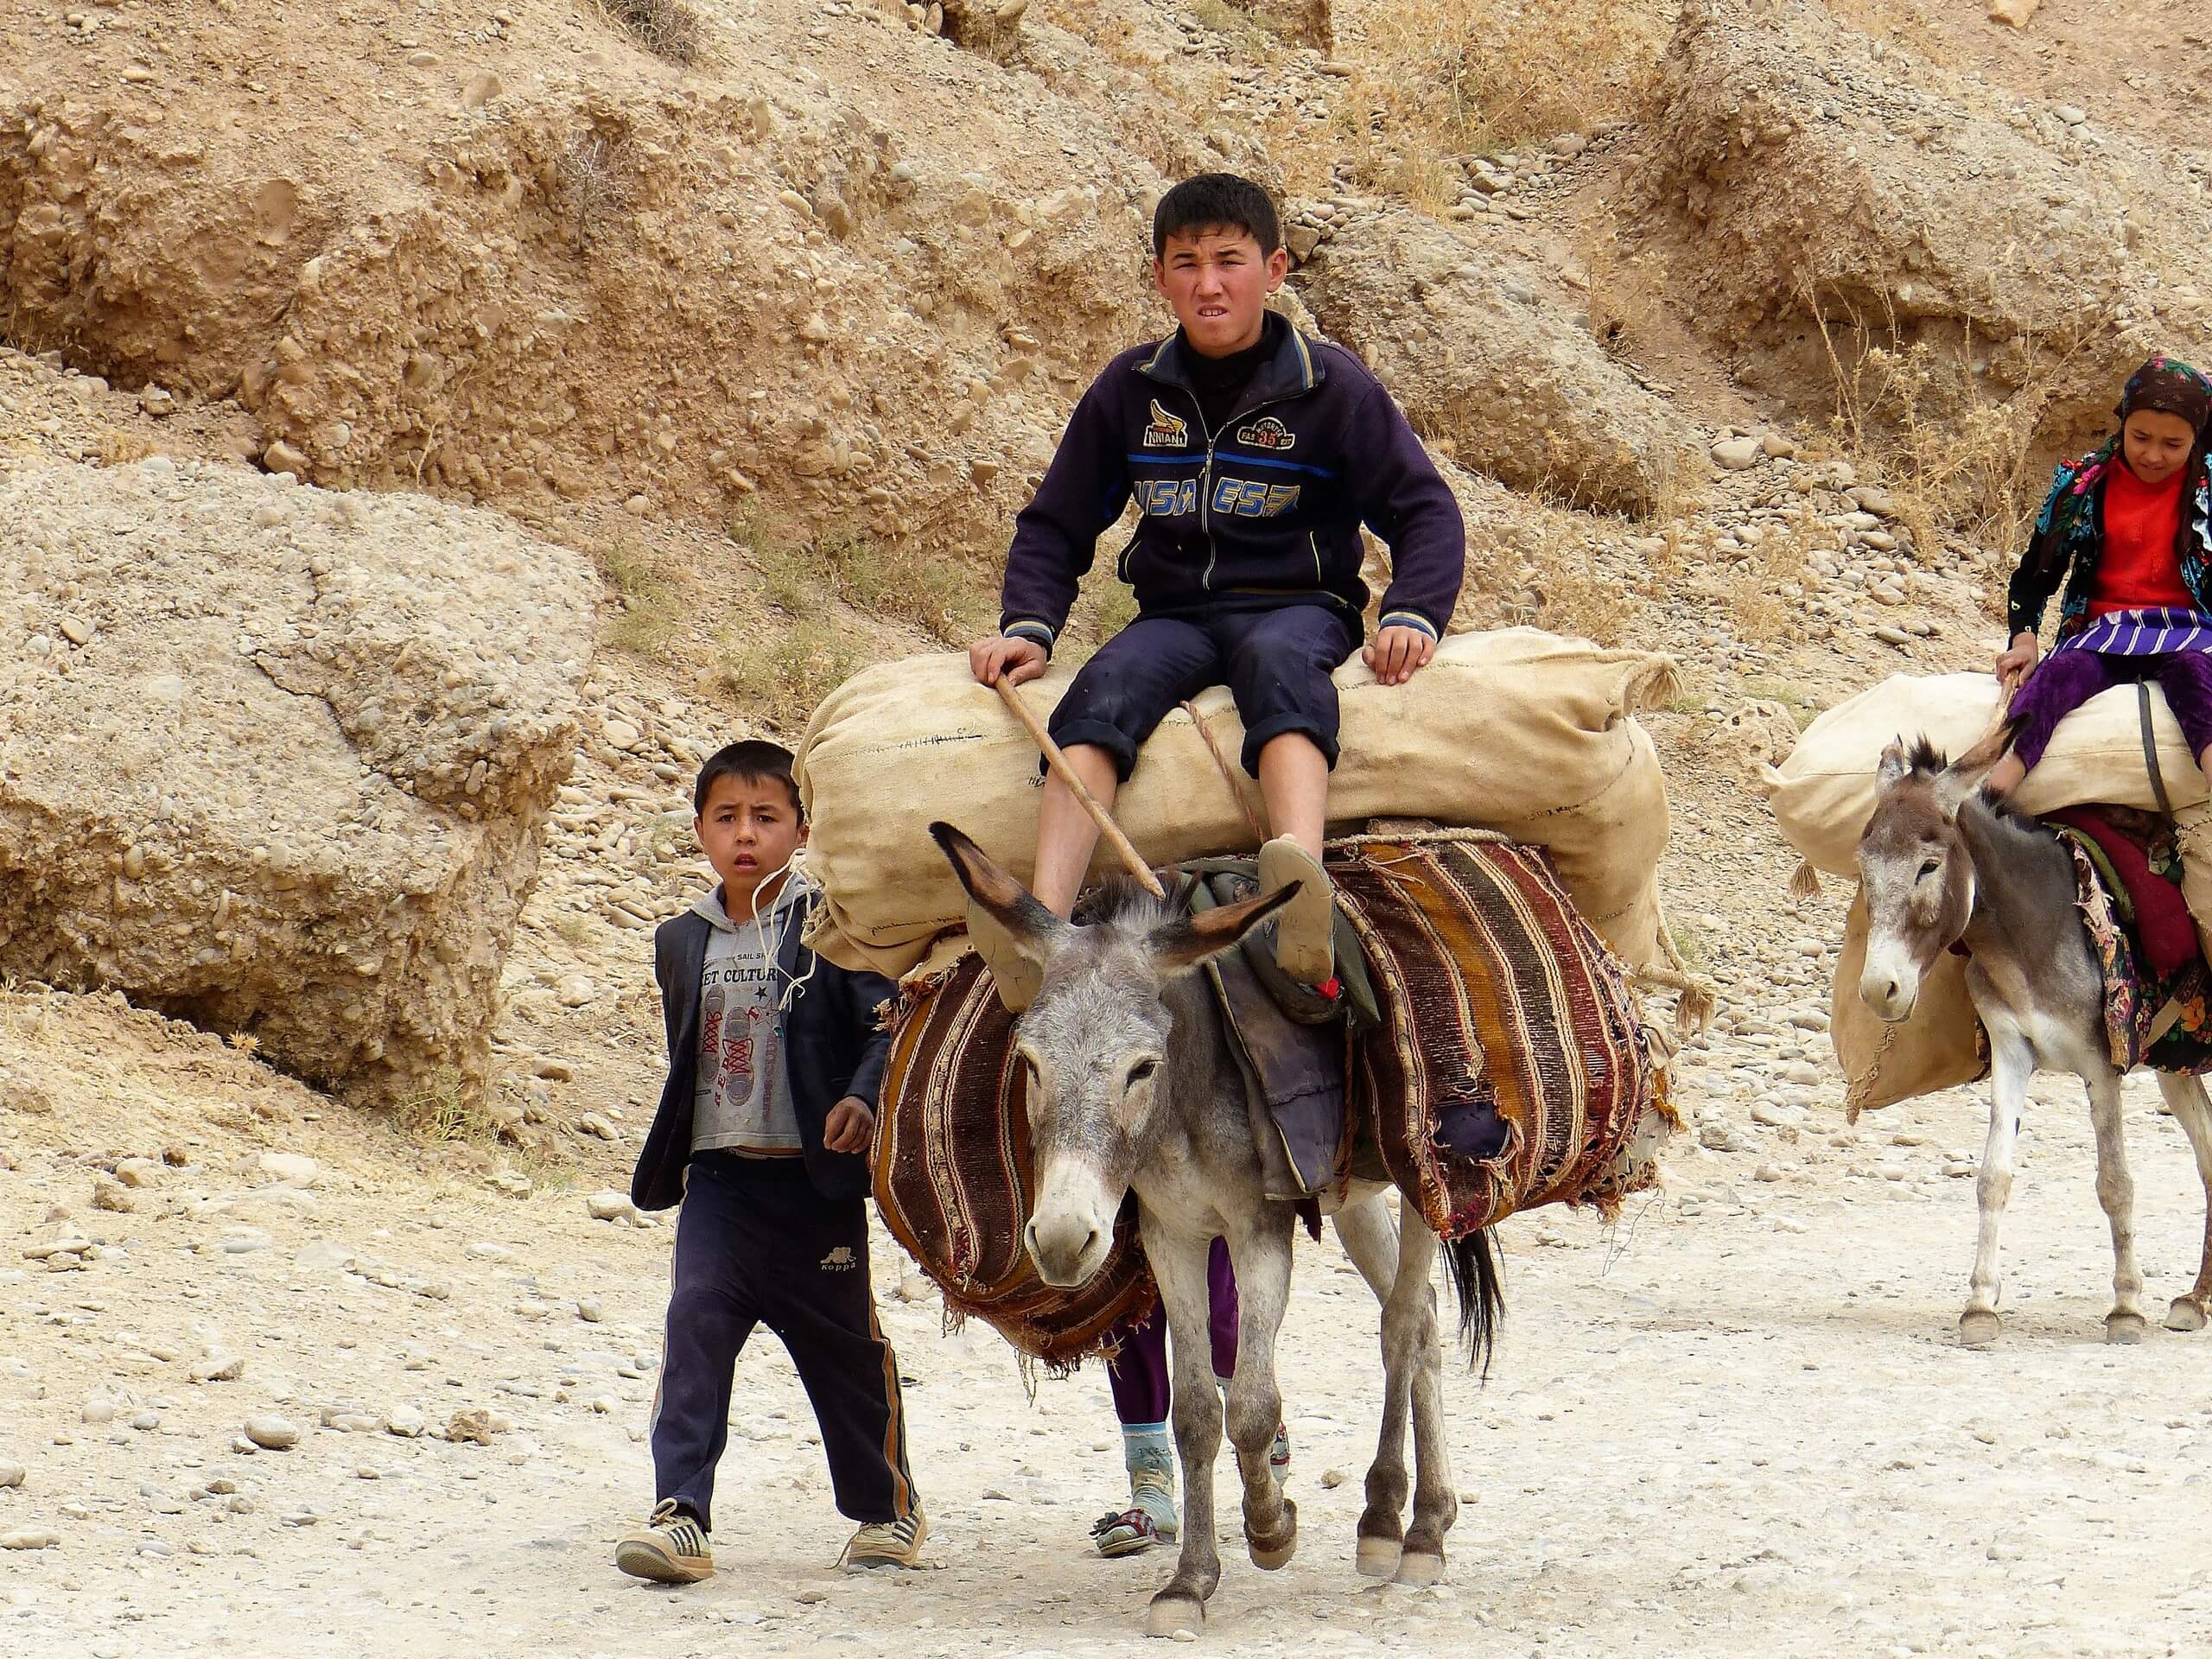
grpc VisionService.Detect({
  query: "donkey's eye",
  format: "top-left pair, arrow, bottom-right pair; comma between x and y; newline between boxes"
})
1918,858 -> 1941,879
1128,1058 -> 1160,1085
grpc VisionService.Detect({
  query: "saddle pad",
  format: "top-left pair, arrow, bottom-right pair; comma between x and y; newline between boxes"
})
2064,837 -> 2212,1076
1332,835 -> 1675,1240
874,952 -> 1155,1370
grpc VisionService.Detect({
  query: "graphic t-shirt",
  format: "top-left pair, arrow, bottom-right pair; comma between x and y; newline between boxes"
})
690,878 -> 805,1156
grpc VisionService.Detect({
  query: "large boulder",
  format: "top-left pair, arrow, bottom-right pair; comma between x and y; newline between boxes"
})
1294,204 -> 1694,515
0,455 -> 594,1107
1634,0 -> 2212,462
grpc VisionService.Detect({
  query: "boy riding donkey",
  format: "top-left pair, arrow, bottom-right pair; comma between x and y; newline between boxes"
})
966,174 -> 1466,1554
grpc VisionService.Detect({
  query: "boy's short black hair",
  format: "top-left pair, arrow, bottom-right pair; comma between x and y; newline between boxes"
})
692,739 -> 803,819
1152,173 -> 1281,259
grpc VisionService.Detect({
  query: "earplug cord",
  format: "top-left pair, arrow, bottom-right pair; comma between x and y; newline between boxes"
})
741,847 -> 821,1015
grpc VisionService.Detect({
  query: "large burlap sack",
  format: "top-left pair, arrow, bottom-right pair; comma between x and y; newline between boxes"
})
1830,886 -> 1987,1116
1767,671 -> 2207,876
797,628 -> 1677,976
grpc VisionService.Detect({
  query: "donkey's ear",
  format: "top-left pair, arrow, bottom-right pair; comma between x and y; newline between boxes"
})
931,823 -> 1065,1009
1875,740 -> 1911,791
1935,754 -> 1997,818
1147,883 -> 1299,978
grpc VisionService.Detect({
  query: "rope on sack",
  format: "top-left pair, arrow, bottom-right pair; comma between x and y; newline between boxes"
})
1643,893 -> 1719,1034
1842,1014 -> 1901,1126
1181,699 -> 1270,848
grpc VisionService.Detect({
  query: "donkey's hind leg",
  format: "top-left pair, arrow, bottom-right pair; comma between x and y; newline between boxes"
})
1328,1194 -> 1408,1579
2085,1059 -> 2147,1343
2155,1073 -> 2212,1332
1961,1031 -> 2029,1346
1390,1218 -> 1457,1586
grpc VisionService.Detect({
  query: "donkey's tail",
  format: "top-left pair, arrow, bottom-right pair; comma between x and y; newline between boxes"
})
1440,1227 -> 1504,1378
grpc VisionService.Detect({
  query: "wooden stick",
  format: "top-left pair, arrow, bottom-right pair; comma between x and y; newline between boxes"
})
993,677 -> 1166,899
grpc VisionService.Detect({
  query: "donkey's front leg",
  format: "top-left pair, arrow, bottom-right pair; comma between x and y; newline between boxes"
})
1961,1033 -> 2029,1346
2084,1061 -> 2147,1343
1222,1215 -> 1296,1572
1144,1230 -> 1226,1640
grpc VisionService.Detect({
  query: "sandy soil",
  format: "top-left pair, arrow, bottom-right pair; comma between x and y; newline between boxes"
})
7,1015 -> 2211,1659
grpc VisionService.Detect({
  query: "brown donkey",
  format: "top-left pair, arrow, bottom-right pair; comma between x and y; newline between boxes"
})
1856,739 -> 2212,1344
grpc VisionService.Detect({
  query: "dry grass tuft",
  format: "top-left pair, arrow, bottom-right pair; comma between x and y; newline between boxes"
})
600,537 -> 685,656
391,1069 -> 498,1146
715,617 -> 867,735
555,129 -> 637,251
734,509 -> 991,646
1802,283 -> 2103,561
1576,202 -> 1675,366
1357,0 -> 1675,157
607,0 -> 704,64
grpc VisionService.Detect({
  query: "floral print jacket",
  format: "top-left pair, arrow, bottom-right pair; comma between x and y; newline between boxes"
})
2004,442 -> 2212,640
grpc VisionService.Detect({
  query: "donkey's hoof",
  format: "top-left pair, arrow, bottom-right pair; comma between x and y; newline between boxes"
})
1246,1498 -> 1297,1571
1394,1549 -> 1446,1587
1958,1309 -> 2001,1348
1355,1535 -> 1402,1579
2164,1297 -> 2208,1333
1145,1592 -> 1205,1640
2107,1311 -> 2146,1345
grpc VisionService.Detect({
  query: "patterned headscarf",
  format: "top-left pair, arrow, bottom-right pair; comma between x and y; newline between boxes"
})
2118,353 -> 2212,437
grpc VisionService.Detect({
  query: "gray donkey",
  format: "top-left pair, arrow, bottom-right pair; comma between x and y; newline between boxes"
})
1856,739 -> 2212,1344
931,823 -> 1501,1640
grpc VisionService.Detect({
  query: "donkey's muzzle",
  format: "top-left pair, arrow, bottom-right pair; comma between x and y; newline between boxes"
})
1857,966 -> 1919,1024
1025,1214 -> 1106,1288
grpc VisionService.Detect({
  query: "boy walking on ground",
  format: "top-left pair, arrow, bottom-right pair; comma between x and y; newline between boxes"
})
616,741 -> 923,1583
968,173 -> 1465,1002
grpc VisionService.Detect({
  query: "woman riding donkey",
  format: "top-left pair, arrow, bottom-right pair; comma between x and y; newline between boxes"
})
1989,354 -> 2212,805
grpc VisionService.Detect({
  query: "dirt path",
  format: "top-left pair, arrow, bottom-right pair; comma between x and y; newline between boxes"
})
7,1045 -> 2211,1658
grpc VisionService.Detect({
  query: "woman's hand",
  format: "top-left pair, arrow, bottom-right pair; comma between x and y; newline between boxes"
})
1993,630 -> 2039,696
823,1096 -> 876,1154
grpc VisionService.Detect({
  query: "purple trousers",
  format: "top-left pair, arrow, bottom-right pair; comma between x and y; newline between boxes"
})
2009,647 -> 2212,771
1107,1236 -> 1238,1424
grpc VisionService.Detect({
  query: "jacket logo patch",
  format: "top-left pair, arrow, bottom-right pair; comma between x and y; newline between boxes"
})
1142,399 -> 1190,448
819,1246 -> 857,1272
1235,416 -> 1295,453
1210,477 -> 1301,518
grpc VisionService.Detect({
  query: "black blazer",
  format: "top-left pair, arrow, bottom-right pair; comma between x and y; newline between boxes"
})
629,893 -> 896,1211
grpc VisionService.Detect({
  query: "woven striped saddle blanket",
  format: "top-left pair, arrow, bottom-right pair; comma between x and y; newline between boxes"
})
874,832 -> 1675,1369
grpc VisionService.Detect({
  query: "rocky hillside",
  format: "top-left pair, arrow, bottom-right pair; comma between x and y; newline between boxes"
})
8,3 -> 2212,1651
0,0 -> 2199,1159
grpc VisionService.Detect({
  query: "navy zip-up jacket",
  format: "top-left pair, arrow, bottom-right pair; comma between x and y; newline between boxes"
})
630,886 -> 895,1212
998,318 -> 1466,654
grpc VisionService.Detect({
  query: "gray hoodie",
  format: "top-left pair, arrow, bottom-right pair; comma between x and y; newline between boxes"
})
689,874 -> 809,1157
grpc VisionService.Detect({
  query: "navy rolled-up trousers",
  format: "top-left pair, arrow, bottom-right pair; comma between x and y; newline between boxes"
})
1047,601 -> 1362,780
649,1153 -> 917,1531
